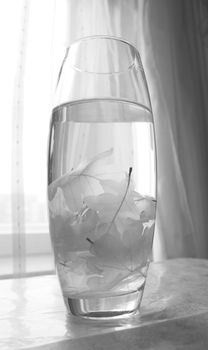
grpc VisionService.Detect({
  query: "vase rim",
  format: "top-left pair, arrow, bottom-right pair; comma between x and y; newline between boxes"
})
67,35 -> 138,53
64,35 -> 142,75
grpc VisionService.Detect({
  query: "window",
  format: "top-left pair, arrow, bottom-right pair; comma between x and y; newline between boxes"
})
0,0 -> 61,277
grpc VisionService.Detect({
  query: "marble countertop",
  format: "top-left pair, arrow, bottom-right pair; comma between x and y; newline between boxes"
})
1,258 -> 208,350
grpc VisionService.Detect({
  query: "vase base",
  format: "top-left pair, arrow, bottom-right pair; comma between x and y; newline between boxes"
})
64,290 -> 144,319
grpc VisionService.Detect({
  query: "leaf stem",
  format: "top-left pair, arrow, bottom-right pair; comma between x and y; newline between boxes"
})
105,167 -> 133,234
86,237 -> 94,244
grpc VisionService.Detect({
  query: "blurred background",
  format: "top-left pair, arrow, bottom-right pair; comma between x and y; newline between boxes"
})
1,0 -> 208,278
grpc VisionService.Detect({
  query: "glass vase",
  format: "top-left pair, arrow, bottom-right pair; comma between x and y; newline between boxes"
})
48,36 -> 157,319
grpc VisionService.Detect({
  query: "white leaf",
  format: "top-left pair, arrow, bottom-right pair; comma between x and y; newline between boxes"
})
48,149 -> 113,212
84,193 -> 119,222
135,197 -> 156,221
49,187 -> 72,218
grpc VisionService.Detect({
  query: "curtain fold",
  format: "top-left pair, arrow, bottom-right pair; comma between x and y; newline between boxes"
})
141,0 -> 208,258
12,0 -> 29,275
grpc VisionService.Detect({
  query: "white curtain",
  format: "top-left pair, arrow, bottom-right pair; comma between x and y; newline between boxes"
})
1,0 -> 208,278
0,0 -> 55,277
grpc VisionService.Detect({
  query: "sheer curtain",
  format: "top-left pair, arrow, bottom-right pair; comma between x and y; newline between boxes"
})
1,0 -> 208,278
0,0 -> 56,277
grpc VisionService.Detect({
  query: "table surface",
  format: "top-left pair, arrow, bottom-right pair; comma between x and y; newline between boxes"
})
1,258 -> 208,350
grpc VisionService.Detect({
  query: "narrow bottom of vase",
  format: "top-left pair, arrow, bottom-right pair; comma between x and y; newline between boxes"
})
64,290 -> 143,319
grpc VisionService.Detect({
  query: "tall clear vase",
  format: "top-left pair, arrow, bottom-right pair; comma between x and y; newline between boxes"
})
48,36 -> 157,319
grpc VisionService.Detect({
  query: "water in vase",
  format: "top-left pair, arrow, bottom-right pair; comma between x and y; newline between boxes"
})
48,99 -> 156,318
